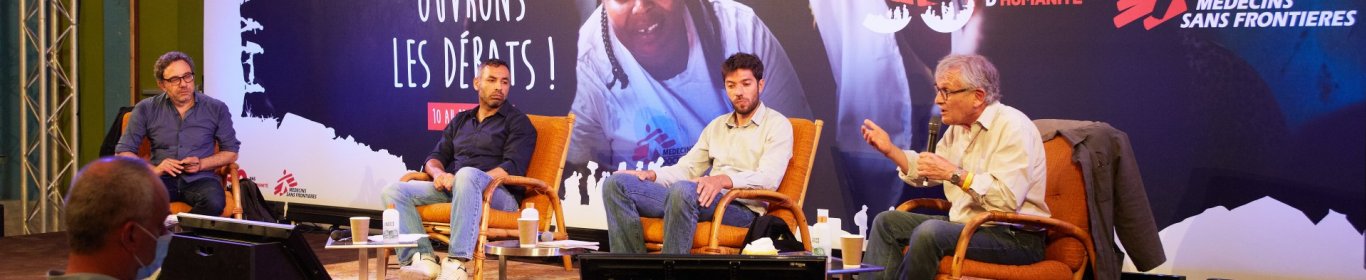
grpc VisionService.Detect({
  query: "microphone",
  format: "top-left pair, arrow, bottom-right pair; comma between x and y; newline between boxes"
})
926,116 -> 943,153
330,229 -> 352,241
921,116 -> 943,185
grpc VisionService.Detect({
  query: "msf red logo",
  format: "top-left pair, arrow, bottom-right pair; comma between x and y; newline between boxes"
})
274,169 -> 299,196
1115,0 -> 1187,29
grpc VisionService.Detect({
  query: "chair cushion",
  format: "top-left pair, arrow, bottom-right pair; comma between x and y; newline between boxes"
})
169,189 -> 236,217
416,204 -> 522,229
169,203 -> 193,215
415,204 -> 452,223
938,257 -> 1074,280
1044,236 -> 1087,270
641,217 -> 749,249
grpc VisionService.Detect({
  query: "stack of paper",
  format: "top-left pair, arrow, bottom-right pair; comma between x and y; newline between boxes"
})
367,233 -> 427,244
536,240 -> 600,251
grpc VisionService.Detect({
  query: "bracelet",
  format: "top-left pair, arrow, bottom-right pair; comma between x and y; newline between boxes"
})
960,171 -> 975,192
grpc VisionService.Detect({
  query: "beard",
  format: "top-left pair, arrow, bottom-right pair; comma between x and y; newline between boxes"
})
168,88 -> 195,104
732,98 -> 757,116
481,91 -> 505,109
484,98 -> 504,109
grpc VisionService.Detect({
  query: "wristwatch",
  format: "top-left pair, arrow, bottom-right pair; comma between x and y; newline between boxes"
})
948,169 -> 965,185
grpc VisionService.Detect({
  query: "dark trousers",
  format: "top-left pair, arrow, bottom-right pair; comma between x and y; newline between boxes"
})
161,176 -> 226,216
862,211 -> 1046,280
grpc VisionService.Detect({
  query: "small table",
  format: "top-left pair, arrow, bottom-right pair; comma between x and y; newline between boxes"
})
324,237 -> 418,280
484,239 -> 590,280
826,256 -> 884,279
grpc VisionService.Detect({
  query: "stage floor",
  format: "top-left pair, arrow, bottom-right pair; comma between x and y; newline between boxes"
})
0,231 -> 579,279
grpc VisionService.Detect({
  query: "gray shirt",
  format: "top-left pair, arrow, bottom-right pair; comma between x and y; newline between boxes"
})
115,92 -> 240,183
46,270 -> 119,280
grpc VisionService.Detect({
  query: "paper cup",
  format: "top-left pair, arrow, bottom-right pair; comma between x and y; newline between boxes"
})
518,218 -> 539,248
350,217 -> 370,244
840,235 -> 864,268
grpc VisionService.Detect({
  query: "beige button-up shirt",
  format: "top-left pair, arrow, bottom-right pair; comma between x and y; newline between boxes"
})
898,102 -> 1050,224
655,103 -> 794,215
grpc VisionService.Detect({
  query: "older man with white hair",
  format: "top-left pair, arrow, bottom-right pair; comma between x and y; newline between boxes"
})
859,54 -> 1050,280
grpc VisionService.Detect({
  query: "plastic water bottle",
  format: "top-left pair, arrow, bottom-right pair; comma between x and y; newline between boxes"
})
382,205 -> 399,241
811,209 -> 830,256
827,217 -> 842,253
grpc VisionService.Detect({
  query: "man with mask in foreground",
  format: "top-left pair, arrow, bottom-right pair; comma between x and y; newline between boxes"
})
51,157 -> 172,280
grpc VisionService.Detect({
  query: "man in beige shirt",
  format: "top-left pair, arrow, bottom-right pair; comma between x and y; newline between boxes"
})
603,53 -> 794,254
859,54 -> 1050,280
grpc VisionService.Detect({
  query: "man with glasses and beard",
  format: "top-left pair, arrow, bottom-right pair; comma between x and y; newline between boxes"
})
601,53 -> 794,254
116,51 -> 240,217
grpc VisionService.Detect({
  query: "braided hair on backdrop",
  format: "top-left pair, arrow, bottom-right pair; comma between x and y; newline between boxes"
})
602,3 -> 631,90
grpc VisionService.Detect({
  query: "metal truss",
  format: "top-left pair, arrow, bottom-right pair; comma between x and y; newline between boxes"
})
18,0 -> 79,234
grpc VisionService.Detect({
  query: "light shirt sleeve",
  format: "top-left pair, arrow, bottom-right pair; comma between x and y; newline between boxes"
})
115,103 -> 150,155
896,149 -> 926,187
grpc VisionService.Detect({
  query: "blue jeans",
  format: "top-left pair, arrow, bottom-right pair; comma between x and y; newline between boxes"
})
602,173 -> 758,254
861,211 -> 1046,280
381,167 -> 518,264
160,175 -> 226,216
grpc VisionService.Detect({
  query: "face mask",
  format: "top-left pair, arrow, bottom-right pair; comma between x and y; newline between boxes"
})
132,223 -> 173,280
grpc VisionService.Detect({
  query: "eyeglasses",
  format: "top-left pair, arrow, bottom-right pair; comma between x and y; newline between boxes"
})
163,72 -> 195,85
935,87 -> 973,99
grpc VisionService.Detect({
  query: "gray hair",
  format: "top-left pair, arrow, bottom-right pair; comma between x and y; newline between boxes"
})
935,54 -> 1001,104
153,51 -> 196,82
64,157 -> 163,253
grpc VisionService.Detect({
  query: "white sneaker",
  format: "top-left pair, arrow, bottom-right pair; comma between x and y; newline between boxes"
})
398,254 -> 441,280
435,257 -> 470,280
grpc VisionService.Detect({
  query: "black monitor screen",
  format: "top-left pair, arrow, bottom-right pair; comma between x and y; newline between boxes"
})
579,253 -> 826,280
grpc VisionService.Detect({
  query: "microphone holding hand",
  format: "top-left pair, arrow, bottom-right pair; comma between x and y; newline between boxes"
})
921,117 -> 943,185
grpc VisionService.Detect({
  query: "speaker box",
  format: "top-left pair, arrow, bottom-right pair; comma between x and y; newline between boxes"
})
161,213 -> 329,279
160,234 -> 309,280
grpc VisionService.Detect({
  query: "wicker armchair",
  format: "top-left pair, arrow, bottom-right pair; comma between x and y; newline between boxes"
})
381,114 -> 575,278
896,135 -> 1097,280
641,118 -> 823,254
